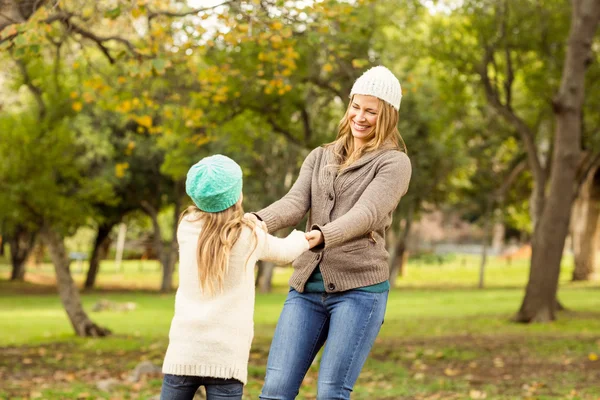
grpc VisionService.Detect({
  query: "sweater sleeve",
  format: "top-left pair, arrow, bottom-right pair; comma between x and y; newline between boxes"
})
254,147 -> 320,233
315,152 -> 412,249
257,229 -> 310,265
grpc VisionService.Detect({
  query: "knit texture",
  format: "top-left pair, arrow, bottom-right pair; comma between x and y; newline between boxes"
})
256,145 -> 411,293
350,66 -> 402,110
186,155 -> 243,212
162,216 -> 309,384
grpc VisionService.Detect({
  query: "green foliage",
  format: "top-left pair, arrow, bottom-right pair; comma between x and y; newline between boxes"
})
0,106 -> 115,234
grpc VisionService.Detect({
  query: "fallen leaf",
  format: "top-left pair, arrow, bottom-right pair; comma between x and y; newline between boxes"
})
469,389 -> 487,399
588,352 -> 598,361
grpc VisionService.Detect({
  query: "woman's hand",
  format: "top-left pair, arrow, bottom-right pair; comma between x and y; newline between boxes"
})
305,230 -> 324,249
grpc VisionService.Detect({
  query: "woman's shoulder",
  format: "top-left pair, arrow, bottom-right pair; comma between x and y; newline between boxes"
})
378,148 -> 411,166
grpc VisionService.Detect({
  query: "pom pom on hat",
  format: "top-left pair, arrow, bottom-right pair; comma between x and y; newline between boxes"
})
185,155 -> 243,213
350,66 -> 402,110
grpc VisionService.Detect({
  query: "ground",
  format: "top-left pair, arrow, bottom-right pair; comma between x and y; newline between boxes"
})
1,257 -> 599,399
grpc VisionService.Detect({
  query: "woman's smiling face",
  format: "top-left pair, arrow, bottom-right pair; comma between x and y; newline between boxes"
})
348,94 -> 379,147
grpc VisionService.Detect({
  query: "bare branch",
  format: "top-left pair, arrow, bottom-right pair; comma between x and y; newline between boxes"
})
494,159 -> 527,202
479,49 -> 546,188
266,116 -> 304,147
575,151 -> 600,195
147,0 -> 236,20
304,76 -> 344,99
14,58 -> 46,119
501,0 -> 514,108
66,20 -> 144,63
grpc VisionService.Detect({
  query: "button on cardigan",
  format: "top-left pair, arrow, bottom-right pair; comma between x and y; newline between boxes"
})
256,144 -> 412,293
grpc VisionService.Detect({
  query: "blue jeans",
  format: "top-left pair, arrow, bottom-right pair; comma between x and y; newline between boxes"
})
260,289 -> 388,400
160,374 -> 243,400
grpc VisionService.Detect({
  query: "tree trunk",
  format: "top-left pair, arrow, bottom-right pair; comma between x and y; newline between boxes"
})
479,208 -> 494,289
9,225 -> 37,281
0,0 -> 49,31
389,203 -> 414,287
41,225 -> 111,337
516,0 -> 600,322
84,222 -> 115,289
255,260 -> 276,293
142,184 -> 182,293
571,166 -> 600,281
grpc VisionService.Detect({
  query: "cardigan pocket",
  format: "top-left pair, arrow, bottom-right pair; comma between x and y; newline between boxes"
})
341,240 -> 370,252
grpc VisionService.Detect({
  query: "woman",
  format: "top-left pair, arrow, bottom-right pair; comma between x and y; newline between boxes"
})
254,66 -> 411,399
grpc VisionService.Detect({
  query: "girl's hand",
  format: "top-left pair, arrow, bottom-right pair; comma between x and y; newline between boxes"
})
305,230 -> 324,249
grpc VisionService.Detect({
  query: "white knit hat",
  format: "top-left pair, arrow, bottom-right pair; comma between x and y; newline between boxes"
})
349,66 -> 402,111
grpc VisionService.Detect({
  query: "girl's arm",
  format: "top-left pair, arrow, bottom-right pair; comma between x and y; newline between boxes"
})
257,229 -> 309,265
313,152 -> 412,249
254,148 -> 320,233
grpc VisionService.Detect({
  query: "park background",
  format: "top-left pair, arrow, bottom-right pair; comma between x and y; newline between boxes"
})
1,0 -> 599,399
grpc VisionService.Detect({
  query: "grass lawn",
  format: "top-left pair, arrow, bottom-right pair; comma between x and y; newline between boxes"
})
0,255 -> 599,399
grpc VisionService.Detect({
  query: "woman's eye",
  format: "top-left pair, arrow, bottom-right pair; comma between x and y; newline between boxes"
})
368,111 -> 376,115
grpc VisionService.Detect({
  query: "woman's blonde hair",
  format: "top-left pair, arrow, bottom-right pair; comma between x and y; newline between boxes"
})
179,201 -> 258,296
328,96 -> 407,170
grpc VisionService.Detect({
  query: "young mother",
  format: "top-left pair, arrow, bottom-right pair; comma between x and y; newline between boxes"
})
254,66 -> 412,399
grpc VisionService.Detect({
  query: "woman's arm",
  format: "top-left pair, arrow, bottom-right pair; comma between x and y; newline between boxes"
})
254,148 -> 320,233
314,152 -> 411,249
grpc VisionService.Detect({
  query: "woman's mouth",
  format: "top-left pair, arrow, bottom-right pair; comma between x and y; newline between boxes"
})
353,121 -> 370,132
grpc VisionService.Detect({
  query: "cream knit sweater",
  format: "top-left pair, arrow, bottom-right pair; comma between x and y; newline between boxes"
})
162,215 -> 309,384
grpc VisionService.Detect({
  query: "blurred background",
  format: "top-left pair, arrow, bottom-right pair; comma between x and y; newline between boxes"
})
0,0 -> 599,399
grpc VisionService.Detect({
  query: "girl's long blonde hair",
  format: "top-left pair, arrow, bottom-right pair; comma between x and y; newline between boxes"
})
328,96 -> 407,170
179,201 -> 258,296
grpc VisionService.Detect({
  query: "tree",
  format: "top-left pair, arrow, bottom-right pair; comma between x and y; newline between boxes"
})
571,163 -> 600,281
424,0 -> 600,321
0,52 -> 116,336
517,0 -> 600,321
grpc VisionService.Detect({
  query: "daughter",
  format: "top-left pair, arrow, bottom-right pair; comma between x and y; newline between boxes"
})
161,154 -> 309,400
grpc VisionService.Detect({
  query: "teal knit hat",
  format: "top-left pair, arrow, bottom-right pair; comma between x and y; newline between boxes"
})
185,155 -> 243,213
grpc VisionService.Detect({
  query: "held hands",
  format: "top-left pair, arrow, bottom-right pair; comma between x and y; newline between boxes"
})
305,230 -> 324,249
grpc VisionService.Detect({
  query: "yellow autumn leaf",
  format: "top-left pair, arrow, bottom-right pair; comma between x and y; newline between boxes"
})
270,35 -> 282,44
72,102 -> 83,112
469,389 -> 487,399
131,7 -> 143,18
136,115 -> 153,128
271,21 -> 283,30
443,367 -> 460,376
589,352 -> 598,361
323,63 -> 334,73
117,76 -> 127,84
125,141 -> 136,155
115,163 -> 129,178
70,91 -> 78,99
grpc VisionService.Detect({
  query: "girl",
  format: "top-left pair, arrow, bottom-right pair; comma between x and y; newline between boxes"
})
161,154 -> 309,400
252,66 -> 412,399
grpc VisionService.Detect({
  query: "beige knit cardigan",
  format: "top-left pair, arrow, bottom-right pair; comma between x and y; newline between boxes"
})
256,145 -> 411,293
